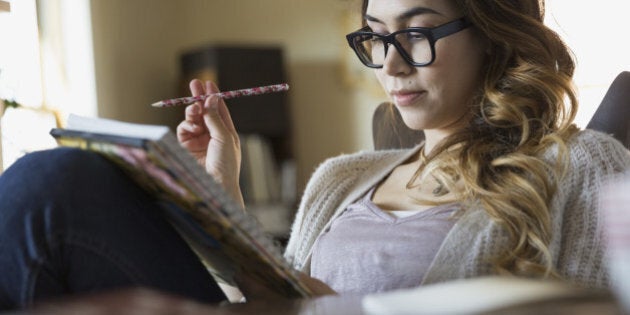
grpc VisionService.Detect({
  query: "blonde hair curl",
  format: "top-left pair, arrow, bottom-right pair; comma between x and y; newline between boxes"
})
362,0 -> 580,278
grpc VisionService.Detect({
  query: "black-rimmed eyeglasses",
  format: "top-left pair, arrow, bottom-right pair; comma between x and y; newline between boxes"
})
346,17 -> 472,68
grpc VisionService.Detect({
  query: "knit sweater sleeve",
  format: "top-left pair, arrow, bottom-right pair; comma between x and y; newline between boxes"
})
420,130 -> 629,287
549,130 -> 630,289
283,155 -> 353,270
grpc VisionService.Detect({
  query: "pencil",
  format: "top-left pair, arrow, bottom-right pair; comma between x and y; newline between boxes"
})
151,83 -> 290,108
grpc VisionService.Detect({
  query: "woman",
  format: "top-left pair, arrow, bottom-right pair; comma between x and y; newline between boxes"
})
0,0 -> 628,309
179,0 -> 629,294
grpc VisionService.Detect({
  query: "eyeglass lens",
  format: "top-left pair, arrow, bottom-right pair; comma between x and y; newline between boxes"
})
356,31 -> 432,66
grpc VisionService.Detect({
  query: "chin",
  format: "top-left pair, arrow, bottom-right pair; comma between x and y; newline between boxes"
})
399,115 -> 427,131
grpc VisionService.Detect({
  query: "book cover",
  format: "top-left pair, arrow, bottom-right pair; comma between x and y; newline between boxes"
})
49,114 -> 311,298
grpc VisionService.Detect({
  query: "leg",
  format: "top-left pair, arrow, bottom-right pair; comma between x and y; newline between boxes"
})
0,148 -> 226,310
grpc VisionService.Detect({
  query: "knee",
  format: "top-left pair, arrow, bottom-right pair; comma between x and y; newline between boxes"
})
0,147 -> 145,246
8,147 -> 107,175
0,148 -> 122,202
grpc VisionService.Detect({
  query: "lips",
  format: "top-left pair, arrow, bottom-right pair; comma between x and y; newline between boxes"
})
390,90 -> 426,106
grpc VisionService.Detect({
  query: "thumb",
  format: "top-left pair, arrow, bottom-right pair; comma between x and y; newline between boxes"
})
202,95 -> 229,141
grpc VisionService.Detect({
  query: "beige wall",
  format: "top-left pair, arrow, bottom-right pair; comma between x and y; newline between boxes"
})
90,0 -> 386,193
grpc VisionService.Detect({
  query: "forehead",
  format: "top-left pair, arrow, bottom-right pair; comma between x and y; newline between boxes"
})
365,0 -> 460,21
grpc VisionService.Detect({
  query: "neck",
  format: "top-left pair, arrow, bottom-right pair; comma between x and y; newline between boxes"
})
422,129 -> 451,155
422,111 -> 473,154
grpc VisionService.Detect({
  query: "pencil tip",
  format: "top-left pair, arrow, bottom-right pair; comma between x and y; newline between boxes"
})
151,102 -> 162,107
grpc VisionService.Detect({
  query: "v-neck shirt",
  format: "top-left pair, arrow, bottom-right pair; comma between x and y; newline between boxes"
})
310,188 -> 459,294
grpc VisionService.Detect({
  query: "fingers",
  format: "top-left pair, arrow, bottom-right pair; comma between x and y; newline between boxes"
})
206,80 -> 215,94
190,78 -> 206,98
176,119 -> 201,139
208,82 -> 238,136
185,79 -> 206,124
178,79 -> 209,142
184,102 -> 203,124
181,79 -> 238,143
202,95 -> 231,142
202,81 -> 238,143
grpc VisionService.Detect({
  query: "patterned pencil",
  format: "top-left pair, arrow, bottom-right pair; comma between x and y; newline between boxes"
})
151,83 -> 290,108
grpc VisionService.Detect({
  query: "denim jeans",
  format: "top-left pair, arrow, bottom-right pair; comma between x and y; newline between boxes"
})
0,148 -> 226,310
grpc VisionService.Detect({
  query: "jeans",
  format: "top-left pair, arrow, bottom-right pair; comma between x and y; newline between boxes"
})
0,148 -> 226,310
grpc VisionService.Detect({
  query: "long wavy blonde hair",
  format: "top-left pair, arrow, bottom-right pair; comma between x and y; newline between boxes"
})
363,0 -> 579,277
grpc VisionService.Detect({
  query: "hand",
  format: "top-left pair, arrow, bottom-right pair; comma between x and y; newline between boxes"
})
176,79 -> 244,208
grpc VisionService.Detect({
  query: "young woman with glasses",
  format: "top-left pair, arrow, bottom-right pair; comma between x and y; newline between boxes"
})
179,0 -> 630,298
0,0 -> 628,309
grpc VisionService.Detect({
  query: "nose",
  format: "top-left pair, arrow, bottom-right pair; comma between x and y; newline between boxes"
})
381,43 -> 413,76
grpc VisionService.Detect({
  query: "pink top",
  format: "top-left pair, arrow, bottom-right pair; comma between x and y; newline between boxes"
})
310,188 -> 459,294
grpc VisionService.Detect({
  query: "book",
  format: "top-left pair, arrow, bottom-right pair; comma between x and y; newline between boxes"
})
49,114 -> 312,298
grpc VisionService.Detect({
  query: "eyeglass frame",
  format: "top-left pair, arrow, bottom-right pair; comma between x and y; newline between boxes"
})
345,17 -> 473,69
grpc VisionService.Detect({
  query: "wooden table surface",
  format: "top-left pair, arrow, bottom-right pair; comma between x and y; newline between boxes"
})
6,287 -> 624,315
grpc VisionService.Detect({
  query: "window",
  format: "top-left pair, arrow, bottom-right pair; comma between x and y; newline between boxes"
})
545,0 -> 630,127
0,0 -> 42,108
0,0 -> 55,171
0,0 -> 96,172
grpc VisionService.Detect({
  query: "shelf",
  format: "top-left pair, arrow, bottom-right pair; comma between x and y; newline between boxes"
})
0,1 -> 10,13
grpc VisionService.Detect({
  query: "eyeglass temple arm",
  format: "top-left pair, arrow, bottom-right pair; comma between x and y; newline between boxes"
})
431,18 -> 471,40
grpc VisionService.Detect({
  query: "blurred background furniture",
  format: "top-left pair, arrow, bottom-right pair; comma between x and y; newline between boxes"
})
587,71 -> 630,149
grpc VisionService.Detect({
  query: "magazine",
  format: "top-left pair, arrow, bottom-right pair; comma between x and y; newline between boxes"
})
49,114 -> 311,298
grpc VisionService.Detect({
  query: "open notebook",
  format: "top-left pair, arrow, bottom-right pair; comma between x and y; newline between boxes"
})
50,114 -> 311,298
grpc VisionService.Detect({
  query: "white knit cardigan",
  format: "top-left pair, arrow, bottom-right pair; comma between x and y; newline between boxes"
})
284,130 -> 630,289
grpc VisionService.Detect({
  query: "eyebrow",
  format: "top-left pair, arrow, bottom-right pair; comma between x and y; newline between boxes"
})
364,7 -> 443,24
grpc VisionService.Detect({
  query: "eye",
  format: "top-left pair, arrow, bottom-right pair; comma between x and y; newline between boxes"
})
369,30 -> 388,37
358,34 -> 380,44
369,36 -> 384,43
406,32 -> 427,41
367,37 -> 385,49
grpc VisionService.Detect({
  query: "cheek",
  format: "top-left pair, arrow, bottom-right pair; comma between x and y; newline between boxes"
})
434,40 -> 485,95
374,69 -> 387,90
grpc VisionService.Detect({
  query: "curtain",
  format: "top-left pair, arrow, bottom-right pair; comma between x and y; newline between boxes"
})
36,0 -> 97,122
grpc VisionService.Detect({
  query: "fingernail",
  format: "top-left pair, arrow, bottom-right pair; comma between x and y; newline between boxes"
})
191,104 -> 200,114
207,95 -> 219,110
